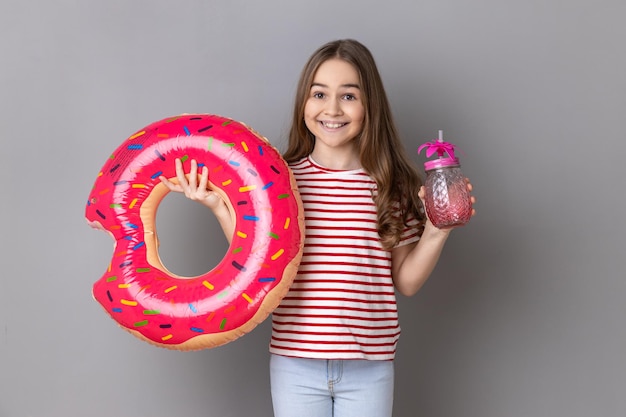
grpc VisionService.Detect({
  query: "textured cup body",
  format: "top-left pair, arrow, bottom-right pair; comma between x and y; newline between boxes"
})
424,166 -> 473,228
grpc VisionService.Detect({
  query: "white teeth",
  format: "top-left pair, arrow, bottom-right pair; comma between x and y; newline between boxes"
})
323,122 -> 345,128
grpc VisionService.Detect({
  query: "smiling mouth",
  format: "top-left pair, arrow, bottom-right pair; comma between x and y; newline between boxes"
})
321,121 -> 347,129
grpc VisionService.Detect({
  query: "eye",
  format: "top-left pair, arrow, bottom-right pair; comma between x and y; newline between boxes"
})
312,92 -> 325,99
343,94 -> 357,101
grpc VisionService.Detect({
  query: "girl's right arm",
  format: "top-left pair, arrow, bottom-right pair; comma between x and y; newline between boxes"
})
159,158 -> 235,243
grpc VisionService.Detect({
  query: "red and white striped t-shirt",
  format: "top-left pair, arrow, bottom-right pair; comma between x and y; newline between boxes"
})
269,156 -> 421,360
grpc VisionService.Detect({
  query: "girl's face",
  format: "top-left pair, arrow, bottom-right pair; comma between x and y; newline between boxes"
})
304,58 -> 365,162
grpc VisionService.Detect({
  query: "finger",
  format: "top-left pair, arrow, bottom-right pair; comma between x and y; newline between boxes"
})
417,185 -> 425,200
159,175 -> 182,192
198,165 -> 209,192
188,159 -> 198,191
174,158 -> 189,192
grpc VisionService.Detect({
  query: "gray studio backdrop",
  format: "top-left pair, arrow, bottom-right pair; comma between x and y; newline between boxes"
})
1,1 -> 625,416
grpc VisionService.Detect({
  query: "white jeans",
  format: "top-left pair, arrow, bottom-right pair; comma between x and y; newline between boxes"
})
270,354 -> 395,417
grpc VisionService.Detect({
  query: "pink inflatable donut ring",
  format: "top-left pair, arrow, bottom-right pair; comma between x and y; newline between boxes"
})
85,114 -> 304,350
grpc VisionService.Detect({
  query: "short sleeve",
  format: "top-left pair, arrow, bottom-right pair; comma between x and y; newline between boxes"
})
396,215 -> 422,248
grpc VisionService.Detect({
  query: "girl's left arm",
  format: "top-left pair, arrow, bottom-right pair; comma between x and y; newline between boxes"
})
391,225 -> 451,296
391,181 -> 475,296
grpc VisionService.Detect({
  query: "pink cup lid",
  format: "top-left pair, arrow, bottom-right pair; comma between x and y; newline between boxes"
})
424,157 -> 460,171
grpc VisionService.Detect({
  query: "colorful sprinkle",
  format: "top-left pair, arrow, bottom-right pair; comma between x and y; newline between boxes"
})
243,215 -> 259,221
236,231 -> 248,238
284,218 -> 291,229
242,293 -> 253,303
199,125 -> 213,132
268,232 -> 279,240
134,320 -> 149,327
241,141 -> 249,152
239,185 -> 256,192
136,267 -> 150,273
232,261 -> 247,271
118,283 -> 131,289
106,276 -> 118,282
222,179 -> 232,186
220,319 -> 227,329
191,327 -> 204,333
202,280 -> 215,290
262,181 -> 274,190
161,334 -> 173,341
271,249 -> 285,260
121,299 -> 138,306
189,303 -> 198,313
164,286 -> 177,293
129,131 -> 146,140
143,310 -> 160,315
127,144 -> 143,150
129,198 -> 138,209
259,277 -> 276,282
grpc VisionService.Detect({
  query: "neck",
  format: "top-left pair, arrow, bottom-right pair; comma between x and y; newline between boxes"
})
311,147 -> 361,171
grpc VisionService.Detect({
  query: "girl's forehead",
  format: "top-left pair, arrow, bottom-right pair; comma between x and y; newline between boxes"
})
312,58 -> 360,86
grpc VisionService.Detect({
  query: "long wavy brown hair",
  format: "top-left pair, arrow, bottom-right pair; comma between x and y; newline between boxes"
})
283,39 -> 425,250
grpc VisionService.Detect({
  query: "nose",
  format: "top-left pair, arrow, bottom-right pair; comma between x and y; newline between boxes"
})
323,97 -> 343,116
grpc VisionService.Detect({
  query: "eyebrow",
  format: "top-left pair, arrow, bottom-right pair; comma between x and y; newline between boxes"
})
311,82 -> 361,89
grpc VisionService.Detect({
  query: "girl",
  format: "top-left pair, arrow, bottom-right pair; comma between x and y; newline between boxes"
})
161,39 -> 475,417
